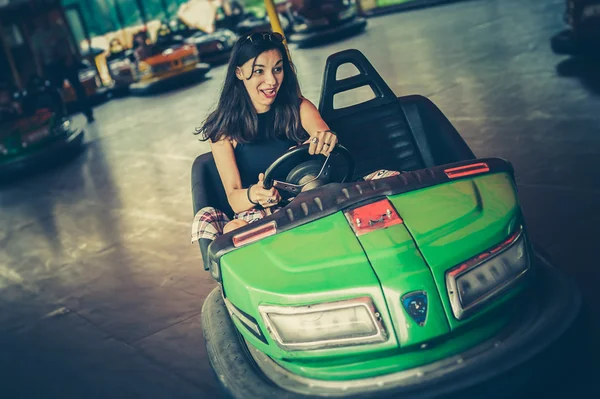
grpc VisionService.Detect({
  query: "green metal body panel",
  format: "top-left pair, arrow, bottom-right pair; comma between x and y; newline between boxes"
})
0,113 -> 65,165
389,173 -> 522,329
0,134 -> 67,164
221,172 -> 526,380
221,212 -> 400,360
356,225 -> 451,347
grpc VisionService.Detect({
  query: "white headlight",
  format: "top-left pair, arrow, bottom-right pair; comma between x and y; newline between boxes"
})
137,62 -> 152,77
78,70 -> 96,80
338,7 -> 356,19
60,119 -> 71,132
259,297 -> 387,351
306,18 -> 330,28
109,59 -> 131,70
446,227 -> 530,320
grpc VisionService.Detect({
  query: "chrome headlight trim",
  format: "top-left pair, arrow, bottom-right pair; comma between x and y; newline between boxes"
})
446,227 -> 530,320
224,297 -> 267,344
259,297 -> 387,351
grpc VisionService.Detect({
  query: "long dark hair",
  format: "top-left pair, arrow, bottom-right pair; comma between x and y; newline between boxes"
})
196,32 -> 306,144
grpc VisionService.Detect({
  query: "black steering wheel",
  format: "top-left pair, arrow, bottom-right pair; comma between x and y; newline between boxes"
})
263,143 -> 355,196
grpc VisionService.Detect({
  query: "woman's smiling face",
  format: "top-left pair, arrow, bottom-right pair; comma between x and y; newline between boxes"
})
236,49 -> 284,113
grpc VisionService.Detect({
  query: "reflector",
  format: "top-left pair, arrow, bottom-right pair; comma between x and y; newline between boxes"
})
444,163 -> 490,179
344,199 -> 403,236
232,221 -> 277,247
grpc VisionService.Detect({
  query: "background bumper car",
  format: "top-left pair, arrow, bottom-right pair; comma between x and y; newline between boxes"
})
106,40 -> 137,94
551,0 -> 600,55
1,80 -> 84,182
169,18 -> 238,65
279,0 -> 367,47
129,31 -> 211,95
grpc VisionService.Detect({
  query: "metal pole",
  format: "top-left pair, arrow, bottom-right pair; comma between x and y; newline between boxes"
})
0,21 -> 22,89
55,5 -> 84,66
112,0 -> 126,29
20,20 -> 44,79
263,0 -> 291,59
160,0 -> 171,19
264,0 -> 285,37
66,4 -> 92,52
134,0 -> 148,27
264,0 -> 300,95
110,0 -> 130,50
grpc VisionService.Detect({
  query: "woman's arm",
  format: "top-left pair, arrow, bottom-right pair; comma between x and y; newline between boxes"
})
299,98 -> 338,155
210,139 -> 256,214
210,139 -> 280,213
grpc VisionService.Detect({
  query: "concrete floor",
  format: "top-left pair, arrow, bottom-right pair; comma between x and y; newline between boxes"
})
1,0 -> 599,398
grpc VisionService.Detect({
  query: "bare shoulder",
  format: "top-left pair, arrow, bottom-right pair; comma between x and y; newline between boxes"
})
210,138 -> 235,153
210,138 -> 239,177
299,97 -> 318,112
210,136 -> 237,147
299,97 -> 329,133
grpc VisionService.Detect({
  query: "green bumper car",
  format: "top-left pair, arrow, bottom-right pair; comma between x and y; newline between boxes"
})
1,81 -> 84,182
191,49 -> 581,398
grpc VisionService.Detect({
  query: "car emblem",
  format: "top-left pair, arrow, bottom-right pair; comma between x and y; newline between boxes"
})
401,291 -> 428,326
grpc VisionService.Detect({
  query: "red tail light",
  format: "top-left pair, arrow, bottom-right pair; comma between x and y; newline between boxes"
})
444,163 -> 490,179
344,199 -> 403,236
232,221 -> 277,247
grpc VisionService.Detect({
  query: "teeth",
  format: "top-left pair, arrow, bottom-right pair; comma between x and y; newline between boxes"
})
261,88 -> 277,98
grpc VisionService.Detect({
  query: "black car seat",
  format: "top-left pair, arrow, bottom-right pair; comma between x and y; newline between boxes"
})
318,49 -> 475,179
191,152 -> 233,270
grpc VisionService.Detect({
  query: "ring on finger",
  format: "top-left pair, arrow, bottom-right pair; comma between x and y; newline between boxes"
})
311,137 -> 319,144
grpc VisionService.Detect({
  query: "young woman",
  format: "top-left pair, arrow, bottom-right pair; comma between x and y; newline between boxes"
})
191,31 -> 398,244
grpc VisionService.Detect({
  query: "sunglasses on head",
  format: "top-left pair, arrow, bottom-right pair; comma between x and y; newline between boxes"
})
242,31 -> 284,45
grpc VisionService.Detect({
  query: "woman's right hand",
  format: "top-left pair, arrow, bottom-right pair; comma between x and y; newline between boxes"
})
249,173 -> 281,208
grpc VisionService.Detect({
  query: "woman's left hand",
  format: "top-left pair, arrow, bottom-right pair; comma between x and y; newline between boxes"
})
305,130 -> 338,156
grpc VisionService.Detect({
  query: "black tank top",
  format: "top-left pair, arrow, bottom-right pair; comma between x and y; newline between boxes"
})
234,109 -> 298,188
